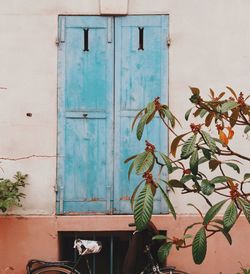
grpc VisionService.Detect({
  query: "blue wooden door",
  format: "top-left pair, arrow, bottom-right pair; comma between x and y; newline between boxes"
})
114,16 -> 168,213
57,15 -> 168,214
57,16 -> 114,213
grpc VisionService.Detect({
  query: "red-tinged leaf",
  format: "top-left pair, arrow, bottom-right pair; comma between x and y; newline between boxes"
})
209,88 -> 215,98
226,127 -> 234,140
146,110 -> 156,124
190,86 -> 200,95
205,112 -> 215,127
226,86 -> 238,99
193,108 -> 202,117
217,92 -> 225,100
219,130 -> 228,145
124,154 -> 137,164
132,108 -> 144,130
229,108 -> 240,128
170,133 -> 188,157
209,159 -> 220,171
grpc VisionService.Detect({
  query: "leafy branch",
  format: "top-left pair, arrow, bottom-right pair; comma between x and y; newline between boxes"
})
125,87 -> 250,264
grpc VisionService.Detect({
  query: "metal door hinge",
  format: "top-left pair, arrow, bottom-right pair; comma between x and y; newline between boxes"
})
54,184 -> 58,192
57,17 -> 65,46
167,36 -> 171,47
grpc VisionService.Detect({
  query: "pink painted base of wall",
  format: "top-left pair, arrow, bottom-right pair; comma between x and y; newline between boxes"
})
0,215 -> 249,274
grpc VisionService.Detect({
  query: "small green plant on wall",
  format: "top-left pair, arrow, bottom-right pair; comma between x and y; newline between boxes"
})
236,263 -> 250,274
0,172 -> 28,212
126,87 -> 250,264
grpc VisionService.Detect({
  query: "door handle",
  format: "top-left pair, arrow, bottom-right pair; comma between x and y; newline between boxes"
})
82,113 -> 88,118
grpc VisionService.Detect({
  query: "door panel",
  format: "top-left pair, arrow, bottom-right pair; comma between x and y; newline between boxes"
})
114,16 -> 168,213
57,16 -> 114,213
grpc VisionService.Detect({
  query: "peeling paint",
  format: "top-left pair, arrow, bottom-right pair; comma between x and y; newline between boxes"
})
120,196 -> 130,200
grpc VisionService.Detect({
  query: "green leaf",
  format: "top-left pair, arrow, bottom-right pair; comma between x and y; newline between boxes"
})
220,101 -> 239,113
201,180 -> 215,196
244,173 -> 250,181
202,148 -> 211,160
212,225 -> 233,245
152,235 -> 167,241
161,107 -> 175,128
210,176 -> 233,184
244,125 -> 250,134
134,184 -> 154,231
159,152 -> 173,173
136,114 -> 149,140
124,154 -> 137,164
199,109 -> 208,118
184,222 -> 203,235
223,201 -> 237,231
128,161 -> 134,181
160,179 -> 175,192
225,162 -> 240,174
167,179 -> 183,188
146,101 -> 156,112
132,108 -> 144,130
192,227 -> 207,264
130,180 -> 145,210
237,198 -> 250,224
158,242 -> 173,263
170,133 -> 188,157
180,134 -> 197,159
198,156 -> 209,165
185,108 -> 193,121
134,151 -> 154,174
203,200 -> 228,225
180,174 -> 197,183
200,130 -> 217,153
190,149 -> 199,175
158,184 -> 176,219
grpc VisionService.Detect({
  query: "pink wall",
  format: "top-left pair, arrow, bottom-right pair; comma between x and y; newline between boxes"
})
0,215 -> 249,273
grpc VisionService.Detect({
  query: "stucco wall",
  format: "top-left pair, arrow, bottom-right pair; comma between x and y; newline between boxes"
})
0,0 -> 249,216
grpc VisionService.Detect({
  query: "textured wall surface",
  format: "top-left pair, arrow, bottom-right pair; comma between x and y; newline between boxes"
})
0,0 -> 249,214
0,1 -> 249,273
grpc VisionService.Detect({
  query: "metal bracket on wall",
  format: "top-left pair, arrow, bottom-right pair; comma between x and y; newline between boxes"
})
167,35 -> 171,47
56,17 -> 66,46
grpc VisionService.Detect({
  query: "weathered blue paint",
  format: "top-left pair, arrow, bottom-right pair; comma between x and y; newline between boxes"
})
114,15 -> 169,213
57,15 -> 168,214
57,16 -> 114,213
